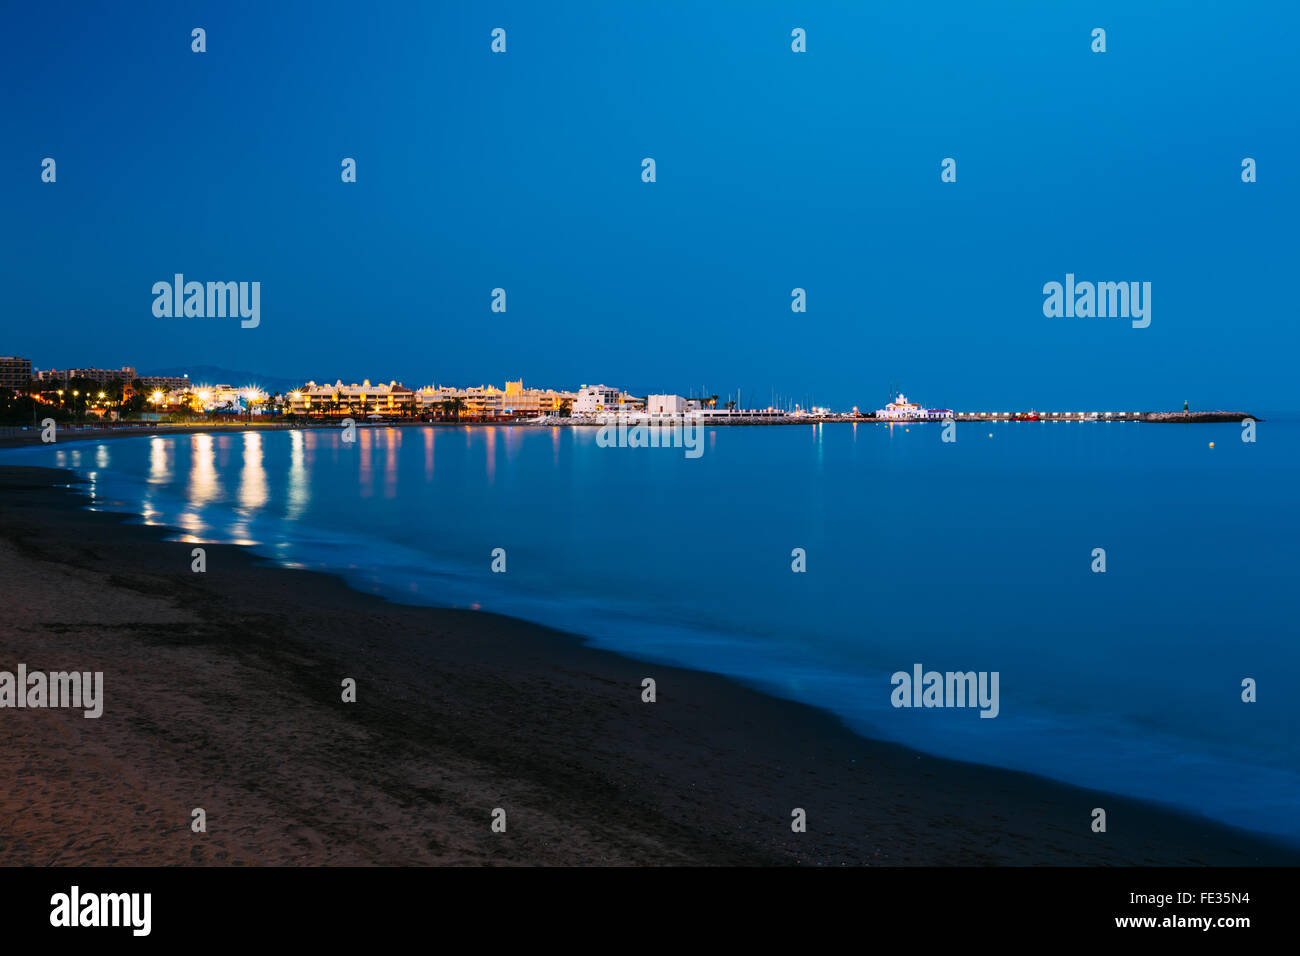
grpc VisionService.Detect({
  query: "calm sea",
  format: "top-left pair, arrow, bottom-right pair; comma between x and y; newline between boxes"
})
7,421 -> 1297,842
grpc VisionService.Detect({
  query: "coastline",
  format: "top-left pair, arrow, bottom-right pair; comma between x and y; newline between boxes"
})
0,406 -> 1263,453
2,463 -> 1296,866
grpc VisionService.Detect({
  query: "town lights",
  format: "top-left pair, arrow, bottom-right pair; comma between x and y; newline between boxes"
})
150,391 -> 164,404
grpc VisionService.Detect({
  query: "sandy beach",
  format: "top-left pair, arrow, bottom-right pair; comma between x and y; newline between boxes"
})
1,462 -> 1296,866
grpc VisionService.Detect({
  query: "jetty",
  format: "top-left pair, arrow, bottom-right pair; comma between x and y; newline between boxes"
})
942,410 -> 1258,424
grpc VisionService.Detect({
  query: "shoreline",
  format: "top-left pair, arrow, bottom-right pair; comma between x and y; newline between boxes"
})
0,409 -> 1264,450
2,463 -> 1296,865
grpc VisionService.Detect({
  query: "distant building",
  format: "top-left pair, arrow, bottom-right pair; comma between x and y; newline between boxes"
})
0,356 -> 32,390
138,375 -> 190,393
646,394 -> 688,415
284,378 -> 603,419
414,383 -> 503,417
499,380 -> 573,416
289,380 -> 417,416
410,381 -> 578,418
459,385 -> 505,416
38,366 -> 137,387
875,392 -> 951,420
182,384 -> 249,411
72,367 -> 137,387
573,385 -> 621,415
573,385 -> 639,416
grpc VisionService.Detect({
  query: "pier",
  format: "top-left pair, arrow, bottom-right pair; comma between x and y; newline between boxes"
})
941,410 -> 1255,423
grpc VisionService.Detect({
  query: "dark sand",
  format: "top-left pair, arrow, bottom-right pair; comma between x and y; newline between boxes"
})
0,464 -> 1295,866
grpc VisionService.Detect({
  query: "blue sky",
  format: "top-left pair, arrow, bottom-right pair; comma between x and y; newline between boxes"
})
3,1 -> 1296,412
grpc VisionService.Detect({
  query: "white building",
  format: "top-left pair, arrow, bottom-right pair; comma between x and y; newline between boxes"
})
645,394 -> 688,415
875,393 -> 952,420
573,385 -> 625,416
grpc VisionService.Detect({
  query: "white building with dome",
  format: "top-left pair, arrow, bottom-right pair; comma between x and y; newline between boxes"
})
875,393 -> 952,420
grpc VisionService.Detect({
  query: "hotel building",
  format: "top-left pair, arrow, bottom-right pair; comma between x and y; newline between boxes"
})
138,375 -> 191,393
499,380 -> 575,416
414,381 -> 579,417
289,380 -> 418,416
36,366 -> 137,388
0,356 -> 32,390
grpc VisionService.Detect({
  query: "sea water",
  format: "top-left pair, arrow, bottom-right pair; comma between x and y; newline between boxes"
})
7,421 -> 1297,842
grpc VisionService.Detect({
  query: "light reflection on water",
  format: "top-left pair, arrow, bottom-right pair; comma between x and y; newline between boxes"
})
189,433 -> 219,508
287,429 -> 308,520
148,436 -> 168,484
4,423 -> 1299,843
238,432 -> 268,513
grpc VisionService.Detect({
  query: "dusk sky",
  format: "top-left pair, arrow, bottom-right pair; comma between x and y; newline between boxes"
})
4,1 -> 1296,412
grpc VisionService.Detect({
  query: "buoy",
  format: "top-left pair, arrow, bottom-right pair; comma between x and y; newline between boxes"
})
1209,442 -> 1214,448
988,433 -> 993,437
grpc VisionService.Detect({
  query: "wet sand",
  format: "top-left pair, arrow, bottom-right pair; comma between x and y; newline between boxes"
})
1,464 -> 1295,866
